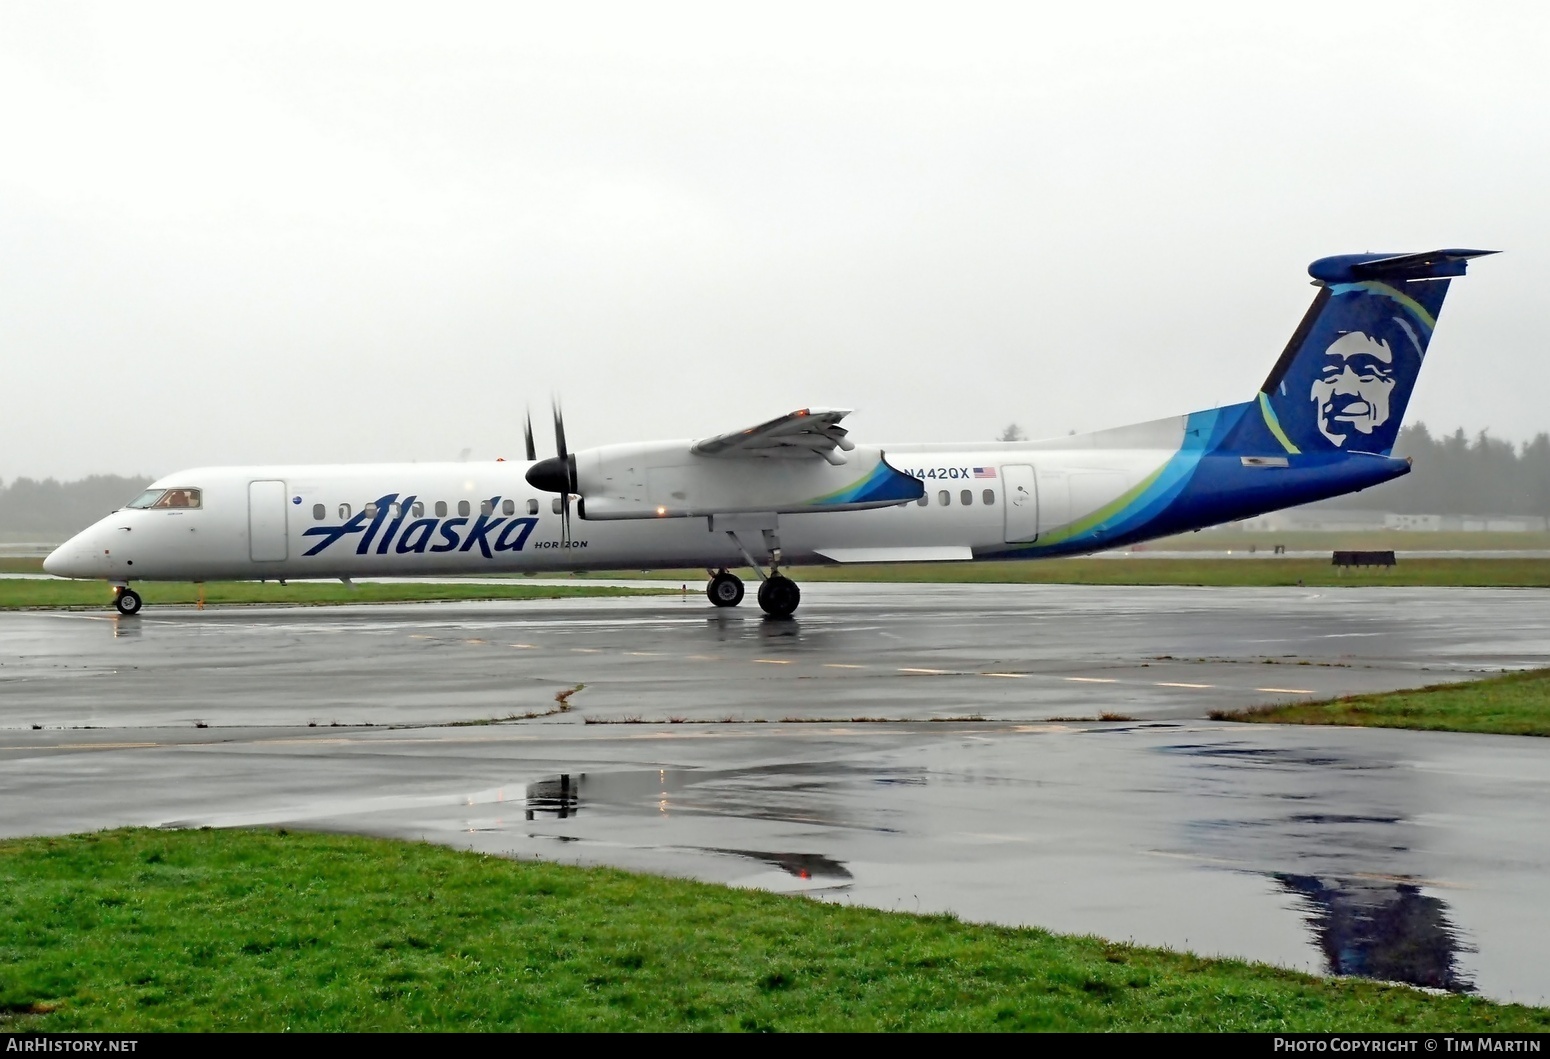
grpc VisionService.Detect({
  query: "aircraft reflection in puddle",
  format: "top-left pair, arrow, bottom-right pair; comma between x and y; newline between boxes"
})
1276,874 -> 1474,993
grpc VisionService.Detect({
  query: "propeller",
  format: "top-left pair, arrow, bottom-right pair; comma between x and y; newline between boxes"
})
523,409 -> 537,463
524,397 -> 578,549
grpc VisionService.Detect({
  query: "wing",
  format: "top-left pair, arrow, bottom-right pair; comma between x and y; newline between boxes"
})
690,407 -> 858,465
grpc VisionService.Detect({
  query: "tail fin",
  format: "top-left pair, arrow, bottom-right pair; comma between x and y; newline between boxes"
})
1226,249 -> 1496,457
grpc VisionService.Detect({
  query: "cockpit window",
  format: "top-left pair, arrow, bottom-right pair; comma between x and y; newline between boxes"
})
151,488 -> 202,509
127,487 -> 202,509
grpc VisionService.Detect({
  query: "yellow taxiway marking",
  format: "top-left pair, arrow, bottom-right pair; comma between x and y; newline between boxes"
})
409,634 -> 433,639
625,651 -> 660,657
1064,677 -> 1117,684
899,667 -> 952,675
1255,687 -> 1316,694
570,648 -> 602,653
823,663 -> 866,669
465,638 -> 487,645
753,658 -> 791,665
1156,682 -> 1214,689
684,654 -> 720,661
982,672 -> 1026,678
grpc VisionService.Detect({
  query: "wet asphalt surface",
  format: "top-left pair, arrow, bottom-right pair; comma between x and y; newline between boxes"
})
2,582 -> 1549,1004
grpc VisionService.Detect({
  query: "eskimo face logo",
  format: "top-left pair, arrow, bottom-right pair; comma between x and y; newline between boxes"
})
1310,331 -> 1397,447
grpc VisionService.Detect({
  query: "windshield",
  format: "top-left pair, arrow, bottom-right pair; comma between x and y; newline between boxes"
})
126,488 -> 202,510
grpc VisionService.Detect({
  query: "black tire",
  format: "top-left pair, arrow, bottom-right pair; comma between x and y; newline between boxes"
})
707,572 -> 744,607
115,588 -> 143,616
756,574 -> 800,618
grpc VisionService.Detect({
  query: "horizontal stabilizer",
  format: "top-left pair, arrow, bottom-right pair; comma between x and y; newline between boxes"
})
1308,249 -> 1498,284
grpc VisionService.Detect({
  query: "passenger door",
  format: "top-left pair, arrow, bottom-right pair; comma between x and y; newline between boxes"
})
248,480 -> 289,562
1001,464 -> 1038,542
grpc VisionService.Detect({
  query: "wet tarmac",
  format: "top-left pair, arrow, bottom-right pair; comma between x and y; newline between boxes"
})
3,583 -> 1549,1003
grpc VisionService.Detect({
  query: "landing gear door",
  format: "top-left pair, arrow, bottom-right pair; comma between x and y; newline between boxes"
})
1001,464 -> 1038,543
249,480 -> 289,562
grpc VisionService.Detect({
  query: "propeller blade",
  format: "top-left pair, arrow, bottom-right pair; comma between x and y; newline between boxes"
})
553,398 -> 568,462
523,410 -> 537,462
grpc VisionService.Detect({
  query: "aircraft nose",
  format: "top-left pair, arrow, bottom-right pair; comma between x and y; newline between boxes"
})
43,538 -> 92,578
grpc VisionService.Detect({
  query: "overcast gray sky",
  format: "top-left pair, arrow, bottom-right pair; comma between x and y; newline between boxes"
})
3,1 -> 1546,482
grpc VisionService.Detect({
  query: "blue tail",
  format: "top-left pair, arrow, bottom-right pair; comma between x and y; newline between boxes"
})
1223,249 -> 1496,457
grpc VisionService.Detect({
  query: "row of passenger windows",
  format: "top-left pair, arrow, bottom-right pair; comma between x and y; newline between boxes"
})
915,489 -> 997,508
313,498 -> 558,521
309,490 -> 996,521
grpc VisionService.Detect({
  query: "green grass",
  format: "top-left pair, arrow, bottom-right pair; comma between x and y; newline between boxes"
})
1215,667 -> 1550,737
0,579 -> 675,609
0,829 -> 1542,1032
590,557 -> 1550,588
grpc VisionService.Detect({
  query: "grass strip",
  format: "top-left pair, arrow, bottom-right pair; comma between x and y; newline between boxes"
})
0,579 -> 675,609
0,828 -> 1544,1032
1213,668 -> 1550,737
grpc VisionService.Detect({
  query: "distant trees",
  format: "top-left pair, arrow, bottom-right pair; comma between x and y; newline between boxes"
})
0,475 -> 153,537
997,424 -> 1027,442
1325,422 -> 1550,515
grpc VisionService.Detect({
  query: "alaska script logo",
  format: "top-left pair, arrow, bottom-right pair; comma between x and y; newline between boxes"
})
302,493 -> 540,558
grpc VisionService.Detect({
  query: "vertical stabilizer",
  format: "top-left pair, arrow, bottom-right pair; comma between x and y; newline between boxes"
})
1224,249 -> 1495,457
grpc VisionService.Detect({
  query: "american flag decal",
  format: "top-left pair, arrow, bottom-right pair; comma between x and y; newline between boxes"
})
973,466 -> 996,479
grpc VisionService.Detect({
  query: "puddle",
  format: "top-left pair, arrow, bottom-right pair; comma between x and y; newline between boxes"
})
1276,874 -> 1474,993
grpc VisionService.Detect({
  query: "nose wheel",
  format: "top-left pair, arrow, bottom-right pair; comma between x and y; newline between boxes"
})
706,570 -> 744,607
113,586 -> 143,616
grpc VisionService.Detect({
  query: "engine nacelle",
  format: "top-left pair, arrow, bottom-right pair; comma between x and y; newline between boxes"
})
572,441 -> 923,520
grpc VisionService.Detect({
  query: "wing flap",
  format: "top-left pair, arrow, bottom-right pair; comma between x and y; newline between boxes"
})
691,408 -> 858,462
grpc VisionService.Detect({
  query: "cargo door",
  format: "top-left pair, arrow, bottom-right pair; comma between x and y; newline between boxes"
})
248,480 -> 288,562
1001,464 -> 1038,542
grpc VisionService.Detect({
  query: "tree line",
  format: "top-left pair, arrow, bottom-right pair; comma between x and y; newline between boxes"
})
1326,422 -> 1550,516
0,475 -> 152,537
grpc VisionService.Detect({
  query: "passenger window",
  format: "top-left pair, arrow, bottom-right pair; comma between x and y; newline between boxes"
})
983,489 -> 995,506
411,502 -> 424,518
458,500 -> 471,517
152,488 -> 201,509
527,499 -> 539,516
552,498 -> 563,514
312,503 -> 325,520
338,503 -> 352,519
365,502 -> 378,519
915,495 -> 928,507
938,490 -> 950,507
434,501 -> 447,517
480,499 -> 493,516
390,503 -> 401,518
502,499 -> 515,516
961,490 -> 973,506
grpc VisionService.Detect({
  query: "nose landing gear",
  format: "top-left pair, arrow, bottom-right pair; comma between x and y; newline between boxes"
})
112,586 -> 143,616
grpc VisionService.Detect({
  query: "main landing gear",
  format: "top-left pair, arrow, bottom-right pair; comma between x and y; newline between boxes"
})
707,570 -> 745,607
112,585 -> 143,616
705,524 -> 804,619
705,568 -> 802,618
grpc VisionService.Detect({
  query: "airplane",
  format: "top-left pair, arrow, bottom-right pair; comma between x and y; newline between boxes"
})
44,248 -> 1495,618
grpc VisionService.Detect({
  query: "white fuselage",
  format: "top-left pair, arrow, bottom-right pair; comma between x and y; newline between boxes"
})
43,434 -> 1184,583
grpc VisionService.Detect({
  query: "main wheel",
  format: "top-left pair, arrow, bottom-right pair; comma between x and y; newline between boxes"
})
114,588 -> 143,616
707,571 -> 744,607
756,574 -> 800,618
